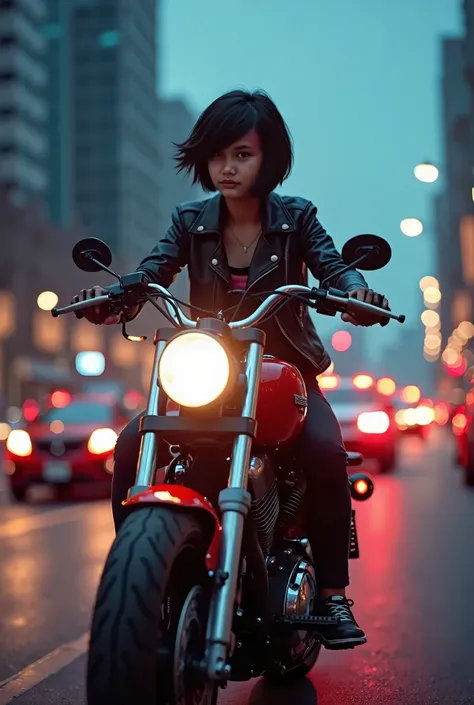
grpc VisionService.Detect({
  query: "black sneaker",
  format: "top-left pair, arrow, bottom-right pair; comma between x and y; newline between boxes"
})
318,596 -> 367,650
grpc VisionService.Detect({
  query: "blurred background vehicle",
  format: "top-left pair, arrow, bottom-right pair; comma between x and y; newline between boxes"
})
451,401 -> 474,486
3,391 -> 136,502
319,373 -> 398,473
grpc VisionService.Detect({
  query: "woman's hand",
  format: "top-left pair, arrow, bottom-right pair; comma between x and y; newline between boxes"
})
341,288 -> 390,327
71,285 -> 120,325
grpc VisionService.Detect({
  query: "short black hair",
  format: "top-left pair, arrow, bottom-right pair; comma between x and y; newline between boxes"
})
174,89 -> 293,197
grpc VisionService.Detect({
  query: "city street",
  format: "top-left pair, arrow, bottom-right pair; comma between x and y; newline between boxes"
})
1,429 -> 474,705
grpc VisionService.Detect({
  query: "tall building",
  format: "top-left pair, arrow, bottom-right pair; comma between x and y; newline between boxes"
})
434,9 -> 474,394
435,38 -> 472,330
43,0 -> 161,260
0,0 -> 49,204
43,0 -> 73,226
73,0 -> 160,261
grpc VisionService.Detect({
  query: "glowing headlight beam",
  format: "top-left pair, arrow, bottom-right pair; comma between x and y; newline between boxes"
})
158,332 -> 231,408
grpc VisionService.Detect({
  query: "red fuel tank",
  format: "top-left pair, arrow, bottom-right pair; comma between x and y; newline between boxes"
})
164,357 -> 308,447
254,357 -> 307,447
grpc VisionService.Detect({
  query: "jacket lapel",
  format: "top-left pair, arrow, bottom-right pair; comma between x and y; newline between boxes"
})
187,192 -> 297,289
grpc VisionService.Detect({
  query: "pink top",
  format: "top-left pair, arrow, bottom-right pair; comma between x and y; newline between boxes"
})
230,266 -> 249,291
230,273 -> 249,290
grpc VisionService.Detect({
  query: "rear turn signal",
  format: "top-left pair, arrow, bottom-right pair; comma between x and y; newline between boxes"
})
349,473 -> 374,501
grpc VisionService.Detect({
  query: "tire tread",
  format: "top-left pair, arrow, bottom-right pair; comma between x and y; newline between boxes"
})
87,507 -> 204,705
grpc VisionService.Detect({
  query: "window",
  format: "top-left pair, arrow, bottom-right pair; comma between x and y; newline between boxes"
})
98,30 -> 120,48
42,23 -> 62,39
38,402 -> 114,425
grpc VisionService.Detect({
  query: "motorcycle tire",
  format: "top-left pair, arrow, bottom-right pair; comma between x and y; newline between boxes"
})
87,506 -> 217,705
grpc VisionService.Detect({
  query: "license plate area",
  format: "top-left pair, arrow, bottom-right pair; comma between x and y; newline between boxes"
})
43,461 -> 71,483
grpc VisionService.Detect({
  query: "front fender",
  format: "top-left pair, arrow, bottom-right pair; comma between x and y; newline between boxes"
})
123,484 -> 222,571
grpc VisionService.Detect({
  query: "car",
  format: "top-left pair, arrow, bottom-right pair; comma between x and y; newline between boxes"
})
4,393 -> 132,501
392,398 -> 437,440
319,373 -> 398,473
451,404 -> 474,486
392,399 -> 426,438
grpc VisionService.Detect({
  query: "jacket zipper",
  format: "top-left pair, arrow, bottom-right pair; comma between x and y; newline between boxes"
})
237,260 -> 280,301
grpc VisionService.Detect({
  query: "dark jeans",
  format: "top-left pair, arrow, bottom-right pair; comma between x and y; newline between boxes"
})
112,375 -> 351,588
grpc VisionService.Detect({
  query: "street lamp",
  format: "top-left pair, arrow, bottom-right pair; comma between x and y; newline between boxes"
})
37,291 -> 58,311
424,287 -> 442,305
400,218 -> 423,237
419,275 -> 439,291
414,162 -> 439,183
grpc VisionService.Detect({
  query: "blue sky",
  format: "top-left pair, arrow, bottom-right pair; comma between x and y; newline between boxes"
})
159,0 -> 462,355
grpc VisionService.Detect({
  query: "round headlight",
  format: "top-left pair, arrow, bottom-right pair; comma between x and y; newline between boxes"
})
158,332 -> 230,408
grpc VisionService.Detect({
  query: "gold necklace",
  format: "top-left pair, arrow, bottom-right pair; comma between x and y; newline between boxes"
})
229,225 -> 262,253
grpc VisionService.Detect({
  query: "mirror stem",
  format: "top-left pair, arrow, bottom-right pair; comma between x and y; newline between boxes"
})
320,252 -> 370,288
84,253 -> 121,280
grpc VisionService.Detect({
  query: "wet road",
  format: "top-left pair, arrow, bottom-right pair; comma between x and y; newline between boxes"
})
1,429 -> 474,705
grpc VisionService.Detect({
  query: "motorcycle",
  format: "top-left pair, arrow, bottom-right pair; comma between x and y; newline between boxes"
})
51,233 -> 405,705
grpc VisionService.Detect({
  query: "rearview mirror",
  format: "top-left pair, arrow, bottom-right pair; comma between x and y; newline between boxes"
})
342,234 -> 392,271
72,238 -> 113,273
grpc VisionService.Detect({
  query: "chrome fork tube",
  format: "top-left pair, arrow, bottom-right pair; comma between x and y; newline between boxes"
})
206,341 -> 264,680
228,342 -> 263,488
128,340 -> 166,497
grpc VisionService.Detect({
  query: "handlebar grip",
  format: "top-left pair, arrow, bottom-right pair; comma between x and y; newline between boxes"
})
344,297 -> 405,324
50,294 -> 110,317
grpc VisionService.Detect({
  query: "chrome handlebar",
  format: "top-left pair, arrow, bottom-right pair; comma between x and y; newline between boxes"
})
51,282 -> 405,327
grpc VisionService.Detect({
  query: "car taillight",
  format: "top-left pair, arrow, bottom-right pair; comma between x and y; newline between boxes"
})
357,411 -> 390,434
6,429 -> 32,457
88,428 -> 118,454
452,413 -> 468,436
318,374 -> 340,390
352,374 -> 374,390
415,405 -> 435,426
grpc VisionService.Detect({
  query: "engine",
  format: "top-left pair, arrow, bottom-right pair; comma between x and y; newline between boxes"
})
248,454 -> 280,556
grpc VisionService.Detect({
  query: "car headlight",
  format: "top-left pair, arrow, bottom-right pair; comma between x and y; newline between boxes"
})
6,429 -> 32,457
158,331 -> 231,408
88,428 -> 118,454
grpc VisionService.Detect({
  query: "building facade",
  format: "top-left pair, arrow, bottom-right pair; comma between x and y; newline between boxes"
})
434,6 -> 474,394
0,0 -> 49,204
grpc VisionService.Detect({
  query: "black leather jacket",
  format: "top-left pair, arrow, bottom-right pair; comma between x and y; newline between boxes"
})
136,192 -> 368,375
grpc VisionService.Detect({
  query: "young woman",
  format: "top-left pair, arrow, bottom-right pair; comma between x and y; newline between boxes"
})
72,89 -> 390,650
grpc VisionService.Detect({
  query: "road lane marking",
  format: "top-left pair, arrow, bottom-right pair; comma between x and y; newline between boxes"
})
0,632 -> 89,704
0,503 -> 103,540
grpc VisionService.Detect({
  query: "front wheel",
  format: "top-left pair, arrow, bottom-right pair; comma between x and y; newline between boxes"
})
87,506 -> 217,705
